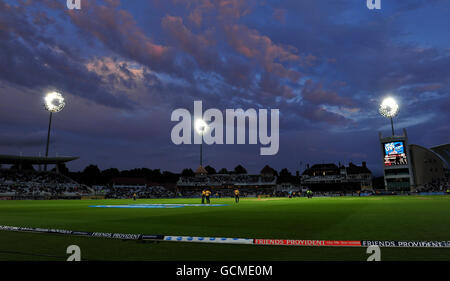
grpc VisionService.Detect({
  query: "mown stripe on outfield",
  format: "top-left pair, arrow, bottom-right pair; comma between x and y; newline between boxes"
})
0,225 -> 449,248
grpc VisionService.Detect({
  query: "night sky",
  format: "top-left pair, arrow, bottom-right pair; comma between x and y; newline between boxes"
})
0,0 -> 449,176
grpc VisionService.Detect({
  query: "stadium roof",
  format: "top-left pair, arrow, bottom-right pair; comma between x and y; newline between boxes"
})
0,154 -> 79,165
430,143 -> 450,167
195,165 -> 208,174
346,162 -> 371,175
260,165 -> 276,175
309,163 -> 339,171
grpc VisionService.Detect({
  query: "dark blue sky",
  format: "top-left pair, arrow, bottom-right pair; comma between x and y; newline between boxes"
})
0,0 -> 449,176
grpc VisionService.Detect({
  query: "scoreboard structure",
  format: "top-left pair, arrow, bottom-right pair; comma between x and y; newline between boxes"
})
378,129 -> 447,192
379,129 -> 414,191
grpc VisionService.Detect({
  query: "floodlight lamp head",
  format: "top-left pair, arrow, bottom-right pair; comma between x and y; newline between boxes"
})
195,119 -> 208,134
379,97 -> 399,118
44,92 -> 65,113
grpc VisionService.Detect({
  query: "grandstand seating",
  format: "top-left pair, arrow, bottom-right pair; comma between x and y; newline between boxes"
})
0,169 -> 92,198
94,185 -> 174,199
177,173 -> 276,187
416,177 -> 450,193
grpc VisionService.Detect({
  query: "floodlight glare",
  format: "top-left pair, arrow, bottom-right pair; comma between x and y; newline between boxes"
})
43,91 -> 66,171
379,97 -> 399,118
44,92 -> 65,113
194,119 -> 208,167
379,96 -> 399,136
195,119 -> 209,134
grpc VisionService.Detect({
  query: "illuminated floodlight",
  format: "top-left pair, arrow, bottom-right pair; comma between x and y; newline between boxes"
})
379,97 -> 399,118
194,119 -> 209,167
379,96 -> 399,136
43,91 -> 65,171
195,119 -> 209,134
44,92 -> 65,113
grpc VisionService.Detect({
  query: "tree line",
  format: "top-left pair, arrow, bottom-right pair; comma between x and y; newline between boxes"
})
62,164 -> 300,186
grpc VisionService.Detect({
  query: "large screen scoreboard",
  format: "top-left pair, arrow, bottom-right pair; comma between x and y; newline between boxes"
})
383,141 -> 408,166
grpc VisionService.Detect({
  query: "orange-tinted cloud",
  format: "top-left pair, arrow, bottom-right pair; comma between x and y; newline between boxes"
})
224,24 -> 302,81
67,1 -> 169,69
162,15 -> 215,62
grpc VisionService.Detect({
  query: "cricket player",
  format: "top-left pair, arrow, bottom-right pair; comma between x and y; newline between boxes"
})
234,189 -> 240,203
205,189 -> 211,204
201,189 -> 206,204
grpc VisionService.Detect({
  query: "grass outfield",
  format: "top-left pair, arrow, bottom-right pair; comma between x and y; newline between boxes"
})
0,195 -> 449,261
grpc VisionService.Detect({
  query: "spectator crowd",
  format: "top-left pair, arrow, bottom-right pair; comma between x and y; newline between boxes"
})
0,169 -> 91,198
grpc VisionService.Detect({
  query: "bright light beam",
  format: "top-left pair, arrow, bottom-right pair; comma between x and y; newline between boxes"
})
379,96 -> 399,136
43,91 -> 65,171
379,97 -> 399,118
44,92 -> 65,113
194,119 -> 208,167
195,119 -> 209,134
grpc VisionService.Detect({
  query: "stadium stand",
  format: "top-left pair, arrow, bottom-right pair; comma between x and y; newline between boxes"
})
415,176 -> 450,193
177,165 -> 277,197
301,162 -> 372,191
0,169 -> 92,199
93,185 -> 174,199
0,169 -> 176,199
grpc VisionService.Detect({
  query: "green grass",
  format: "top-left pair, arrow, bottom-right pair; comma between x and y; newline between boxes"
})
0,196 -> 449,261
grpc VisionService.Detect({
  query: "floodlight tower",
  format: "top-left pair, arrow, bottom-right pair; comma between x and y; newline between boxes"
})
379,97 -> 399,136
195,119 -> 209,167
44,92 -> 65,171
